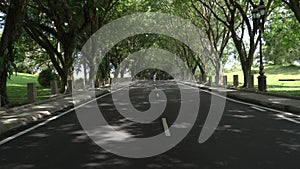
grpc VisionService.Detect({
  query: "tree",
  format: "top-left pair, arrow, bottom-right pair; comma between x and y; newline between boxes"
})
14,31 -> 51,74
0,0 -> 28,106
79,0 -> 171,83
282,0 -> 300,23
24,0 -> 86,93
76,0 -> 119,86
264,5 -> 300,65
197,0 -> 272,88
191,1 -> 231,85
160,0 -> 210,82
160,37 -> 206,81
24,0 -> 118,93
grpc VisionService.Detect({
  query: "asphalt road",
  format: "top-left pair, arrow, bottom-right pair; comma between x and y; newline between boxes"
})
1,81 -> 300,169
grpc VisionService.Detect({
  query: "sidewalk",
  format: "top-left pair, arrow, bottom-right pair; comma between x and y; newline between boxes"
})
0,88 -> 109,136
0,80 -> 134,137
182,81 -> 300,114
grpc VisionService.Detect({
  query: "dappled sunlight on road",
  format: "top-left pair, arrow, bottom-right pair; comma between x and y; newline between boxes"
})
87,125 -> 135,145
28,133 -> 50,138
172,123 -> 191,129
2,81 -> 300,168
1,118 -> 19,124
231,114 -> 255,119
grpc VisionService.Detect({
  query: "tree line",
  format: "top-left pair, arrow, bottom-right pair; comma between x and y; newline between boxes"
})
0,0 -> 299,106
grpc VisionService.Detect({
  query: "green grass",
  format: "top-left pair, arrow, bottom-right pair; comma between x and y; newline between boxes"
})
5,65 -> 300,106
224,65 -> 300,97
7,73 -> 51,106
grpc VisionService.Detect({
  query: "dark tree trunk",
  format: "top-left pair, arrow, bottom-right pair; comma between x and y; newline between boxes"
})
0,0 -> 28,106
0,71 -> 8,106
60,49 -> 74,94
199,66 -> 206,83
59,71 -> 68,94
231,32 -> 254,88
284,0 -> 300,23
240,57 -> 252,88
195,57 -> 206,83
241,64 -> 251,88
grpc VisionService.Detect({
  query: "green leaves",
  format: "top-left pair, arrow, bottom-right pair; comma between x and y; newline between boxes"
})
264,5 -> 300,65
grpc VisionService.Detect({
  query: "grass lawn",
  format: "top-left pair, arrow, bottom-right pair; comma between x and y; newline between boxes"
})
7,73 -> 51,106
5,65 -> 300,106
224,65 -> 300,97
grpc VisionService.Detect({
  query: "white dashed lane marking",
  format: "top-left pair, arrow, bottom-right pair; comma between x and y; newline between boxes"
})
162,118 -> 171,137
251,106 -> 266,112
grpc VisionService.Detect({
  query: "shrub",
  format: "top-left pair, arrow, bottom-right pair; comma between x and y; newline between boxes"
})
38,69 -> 59,88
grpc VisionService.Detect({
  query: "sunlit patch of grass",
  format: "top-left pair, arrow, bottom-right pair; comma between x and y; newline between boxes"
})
7,73 -> 52,106
224,65 -> 300,97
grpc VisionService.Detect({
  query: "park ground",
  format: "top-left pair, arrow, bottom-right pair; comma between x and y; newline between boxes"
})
224,65 -> 300,97
5,64 -> 300,107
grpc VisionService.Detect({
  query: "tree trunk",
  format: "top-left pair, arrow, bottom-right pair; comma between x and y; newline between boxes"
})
284,0 -> 300,23
114,67 -> 120,78
120,69 -> 125,78
199,66 -> 206,83
0,71 -> 8,106
88,64 -> 95,84
59,71 -> 68,94
231,33 -> 252,88
58,54 -> 73,94
0,0 -> 28,106
83,61 -> 87,86
215,58 -> 223,86
241,65 -> 251,88
60,63 -> 73,94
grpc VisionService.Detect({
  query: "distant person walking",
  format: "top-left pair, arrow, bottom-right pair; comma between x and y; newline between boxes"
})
153,73 -> 157,82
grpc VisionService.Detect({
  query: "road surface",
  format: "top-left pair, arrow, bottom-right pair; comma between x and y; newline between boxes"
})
1,81 -> 300,169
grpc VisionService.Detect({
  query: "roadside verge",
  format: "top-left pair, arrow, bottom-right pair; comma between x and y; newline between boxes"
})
181,81 -> 300,114
0,89 -> 109,136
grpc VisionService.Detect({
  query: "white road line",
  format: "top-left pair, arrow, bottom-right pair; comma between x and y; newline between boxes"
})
0,86 -> 128,146
251,106 -> 266,112
282,112 -> 300,118
276,114 -> 300,124
179,82 -> 300,124
162,118 -> 171,137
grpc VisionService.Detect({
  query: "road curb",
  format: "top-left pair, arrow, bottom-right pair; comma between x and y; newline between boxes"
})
182,81 -> 300,114
0,93 -> 72,114
0,89 -> 110,137
226,92 -> 300,114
